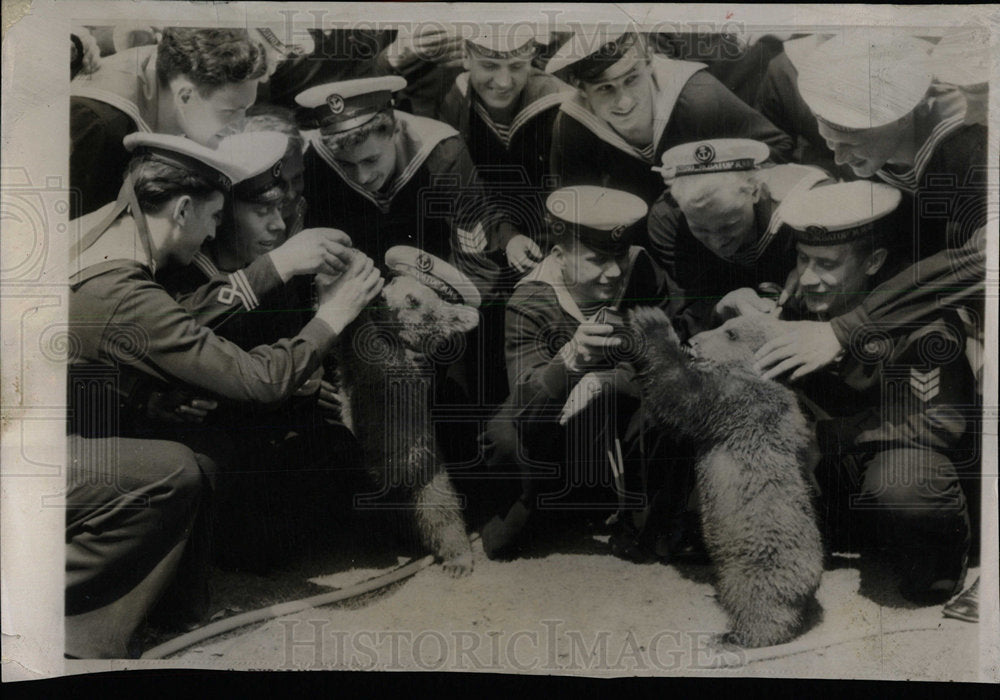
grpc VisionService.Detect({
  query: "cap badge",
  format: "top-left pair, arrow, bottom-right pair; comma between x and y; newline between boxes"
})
611,225 -> 626,241
326,94 -> 345,115
416,253 -> 434,273
806,225 -> 828,238
271,161 -> 283,178
694,144 -> 715,164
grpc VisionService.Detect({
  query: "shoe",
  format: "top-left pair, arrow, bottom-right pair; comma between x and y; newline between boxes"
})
942,577 -> 979,623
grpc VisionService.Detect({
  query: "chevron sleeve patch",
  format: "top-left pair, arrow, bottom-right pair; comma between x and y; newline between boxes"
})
909,367 -> 941,402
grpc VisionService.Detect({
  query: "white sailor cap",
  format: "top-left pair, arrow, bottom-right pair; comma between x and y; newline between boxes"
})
546,185 -> 648,255
782,181 -> 902,245
385,246 -> 482,308
465,26 -> 540,59
931,26 -> 991,89
215,132 -> 289,202
544,28 -> 643,82
123,132 -> 248,192
797,35 -> 935,131
659,139 -> 770,180
295,76 -> 407,134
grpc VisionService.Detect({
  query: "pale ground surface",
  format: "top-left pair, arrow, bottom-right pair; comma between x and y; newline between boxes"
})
163,528 -> 984,681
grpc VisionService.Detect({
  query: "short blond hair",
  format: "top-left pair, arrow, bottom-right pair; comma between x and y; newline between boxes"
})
669,170 -> 758,212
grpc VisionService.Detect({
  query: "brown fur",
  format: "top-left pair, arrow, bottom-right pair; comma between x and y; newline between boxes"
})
334,275 -> 478,577
628,308 -> 824,647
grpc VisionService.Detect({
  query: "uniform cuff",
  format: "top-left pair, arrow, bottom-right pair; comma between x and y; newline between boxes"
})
830,305 -> 871,348
539,354 -> 574,401
245,254 -> 284,299
299,317 -> 338,356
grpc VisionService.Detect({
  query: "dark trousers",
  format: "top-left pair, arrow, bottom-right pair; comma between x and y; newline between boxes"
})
66,435 -> 214,656
816,445 -> 970,579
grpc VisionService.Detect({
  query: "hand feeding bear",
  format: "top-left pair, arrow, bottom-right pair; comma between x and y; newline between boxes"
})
333,258 -> 479,578
628,307 -> 824,647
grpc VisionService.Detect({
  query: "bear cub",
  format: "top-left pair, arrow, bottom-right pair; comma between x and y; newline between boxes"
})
628,307 -> 824,647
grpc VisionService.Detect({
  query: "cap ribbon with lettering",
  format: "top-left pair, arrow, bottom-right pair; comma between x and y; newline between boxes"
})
782,180 -> 902,245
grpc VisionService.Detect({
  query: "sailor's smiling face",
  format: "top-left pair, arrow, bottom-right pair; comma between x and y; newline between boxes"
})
330,133 -> 398,193
465,52 -> 532,112
578,48 -> 654,145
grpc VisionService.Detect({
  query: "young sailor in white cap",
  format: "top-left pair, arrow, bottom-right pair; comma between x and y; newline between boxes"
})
753,34 -> 858,178
296,75 -> 504,298
930,26 -> 990,128
755,181 -> 975,607
438,27 -> 573,275
758,34 -> 987,386
71,27 -> 268,216
545,28 -> 793,206
646,138 -> 832,336
797,33 -> 986,241
66,132 -> 383,657
158,131 -> 369,574
482,186 -> 673,560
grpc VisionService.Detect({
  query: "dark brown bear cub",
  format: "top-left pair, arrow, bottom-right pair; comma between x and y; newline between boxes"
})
628,307 -> 823,647
335,274 -> 477,577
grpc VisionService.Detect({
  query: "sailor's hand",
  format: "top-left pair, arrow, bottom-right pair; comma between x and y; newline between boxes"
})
147,389 -> 218,424
754,320 -> 842,381
506,234 -> 543,273
560,372 -> 606,426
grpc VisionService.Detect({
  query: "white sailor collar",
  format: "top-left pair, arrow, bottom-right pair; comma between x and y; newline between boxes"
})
456,70 -> 571,145
306,112 -> 459,211
516,247 -> 642,323
558,55 -> 706,164
71,45 -> 159,134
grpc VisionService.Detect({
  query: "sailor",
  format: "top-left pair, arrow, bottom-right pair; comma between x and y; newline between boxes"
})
66,132 -> 383,657
438,27 -> 573,274
296,75 -> 505,299
646,138 -> 832,336
71,27 -> 268,216
545,28 -> 794,208
770,181 -> 975,605
482,186 -> 673,560
756,34 -> 987,384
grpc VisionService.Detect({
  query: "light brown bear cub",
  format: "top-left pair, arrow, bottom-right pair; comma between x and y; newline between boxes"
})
335,274 -> 477,577
628,307 -> 823,647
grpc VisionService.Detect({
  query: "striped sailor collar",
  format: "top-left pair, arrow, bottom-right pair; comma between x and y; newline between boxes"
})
559,55 -> 705,164
70,44 -> 160,134
875,84 -> 968,193
306,112 -> 459,210
457,70 -> 571,145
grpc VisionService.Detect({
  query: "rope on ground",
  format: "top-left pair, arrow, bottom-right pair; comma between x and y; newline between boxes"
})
141,533 -> 483,660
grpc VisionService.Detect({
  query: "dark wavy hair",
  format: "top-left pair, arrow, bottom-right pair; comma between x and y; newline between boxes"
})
126,153 -> 223,214
156,28 -> 267,96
